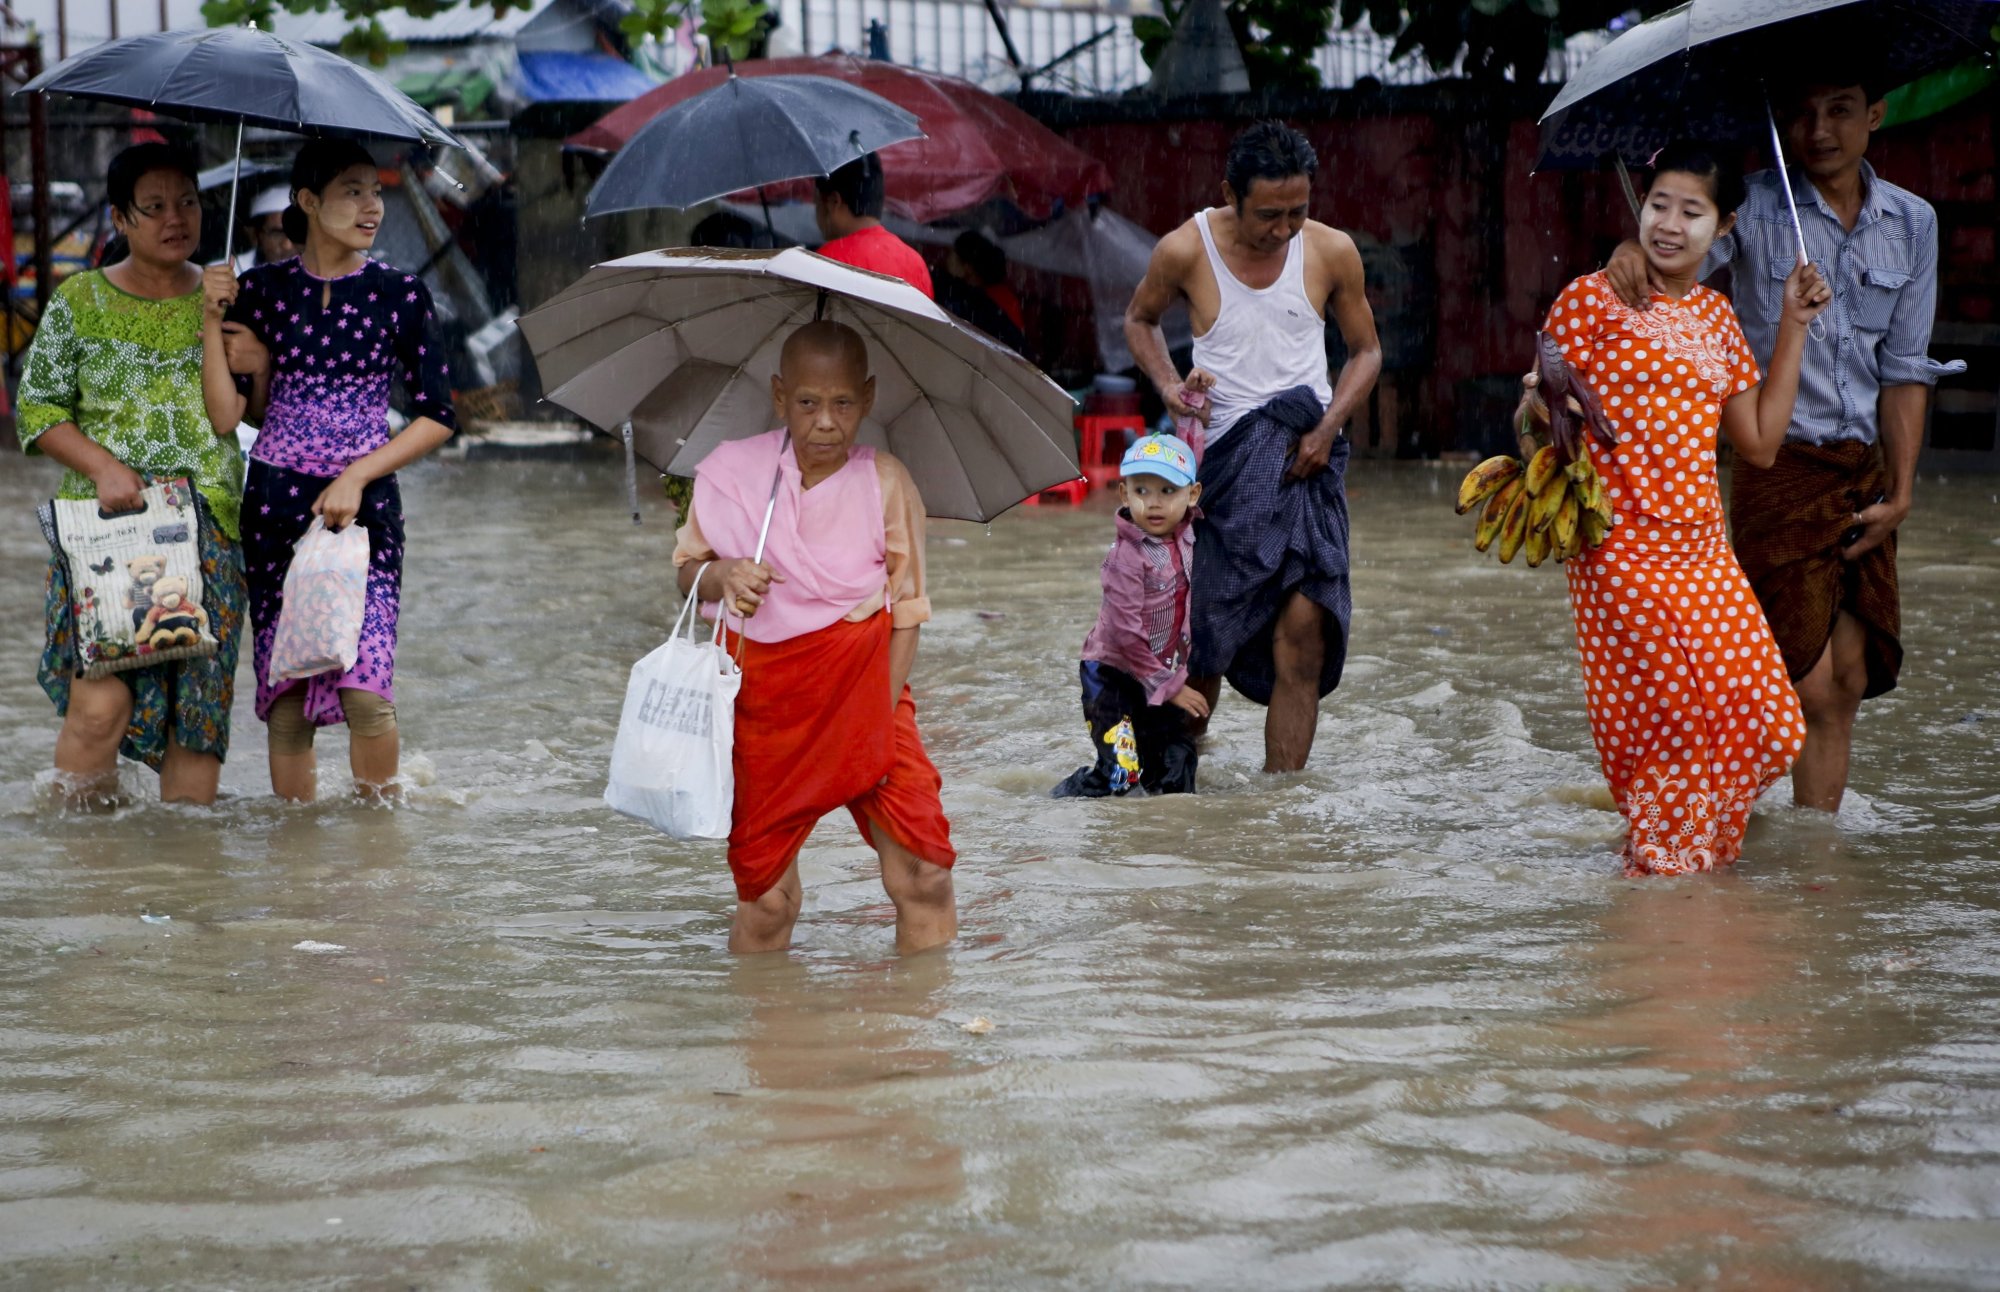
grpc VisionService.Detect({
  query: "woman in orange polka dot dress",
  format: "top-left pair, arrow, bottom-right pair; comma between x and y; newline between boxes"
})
1530,143 -> 1831,876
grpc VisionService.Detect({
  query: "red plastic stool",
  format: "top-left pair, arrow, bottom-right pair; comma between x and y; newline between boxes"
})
1076,413 -> 1147,491
1022,477 -> 1089,506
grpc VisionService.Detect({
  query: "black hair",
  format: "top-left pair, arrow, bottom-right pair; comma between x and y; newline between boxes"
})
952,230 -> 1007,287
1646,140 -> 1745,219
1224,121 -> 1317,206
106,142 -> 198,216
814,154 -> 885,219
1770,36 -> 1882,107
283,138 -> 377,244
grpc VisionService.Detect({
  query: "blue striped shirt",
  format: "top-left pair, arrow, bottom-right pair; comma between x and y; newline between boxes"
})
1703,164 -> 1964,446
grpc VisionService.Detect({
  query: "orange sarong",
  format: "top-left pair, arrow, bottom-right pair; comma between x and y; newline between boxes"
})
726,612 -> 955,902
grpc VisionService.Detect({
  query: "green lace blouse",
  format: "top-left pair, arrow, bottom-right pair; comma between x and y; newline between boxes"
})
17,270 -> 243,540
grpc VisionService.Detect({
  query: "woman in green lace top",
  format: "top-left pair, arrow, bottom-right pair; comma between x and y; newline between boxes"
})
17,143 -> 259,805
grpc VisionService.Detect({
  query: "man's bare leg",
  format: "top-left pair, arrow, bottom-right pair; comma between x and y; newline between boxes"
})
876,826 -> 956,955
1792,611 -> 1870,812
731,860 -> 803,954
1265,592 -> 1327,773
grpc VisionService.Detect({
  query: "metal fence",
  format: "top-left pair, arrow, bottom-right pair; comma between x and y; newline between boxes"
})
772,0 -> 1613,94
773,0 -> 1156,94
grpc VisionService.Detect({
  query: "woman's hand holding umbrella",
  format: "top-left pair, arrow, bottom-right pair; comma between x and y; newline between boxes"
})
718,559 -> 785,619
200,263 -> 237,323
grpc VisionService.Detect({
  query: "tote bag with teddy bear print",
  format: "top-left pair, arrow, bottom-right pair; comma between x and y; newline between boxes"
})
38,476 -> 217,680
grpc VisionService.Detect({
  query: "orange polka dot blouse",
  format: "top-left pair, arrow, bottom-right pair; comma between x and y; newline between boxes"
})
1546,272 -> 1805,877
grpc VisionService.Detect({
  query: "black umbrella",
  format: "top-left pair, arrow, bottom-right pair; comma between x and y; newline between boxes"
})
584,72 -> 924,219
1540,0 -> 2000,172
22,24 -> 458,259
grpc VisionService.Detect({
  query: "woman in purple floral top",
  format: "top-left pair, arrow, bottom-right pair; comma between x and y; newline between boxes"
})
201,139 -> 456,801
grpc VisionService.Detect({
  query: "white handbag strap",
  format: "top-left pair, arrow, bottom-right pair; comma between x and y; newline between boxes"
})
674,561 -> 713,643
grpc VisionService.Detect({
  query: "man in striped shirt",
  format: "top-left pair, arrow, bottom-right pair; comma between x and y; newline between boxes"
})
1606,66 -> 1963,813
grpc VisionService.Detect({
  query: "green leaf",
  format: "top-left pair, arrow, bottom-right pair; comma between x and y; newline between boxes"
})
1470,0 -> 1512,15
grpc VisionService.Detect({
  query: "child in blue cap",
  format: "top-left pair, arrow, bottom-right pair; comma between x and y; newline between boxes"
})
1052,432 -> 1207,797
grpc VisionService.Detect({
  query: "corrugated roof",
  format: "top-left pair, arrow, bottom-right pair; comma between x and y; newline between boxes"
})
269,0 -> 629,47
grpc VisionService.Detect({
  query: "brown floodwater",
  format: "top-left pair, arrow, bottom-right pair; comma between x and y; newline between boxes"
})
2,449 -> 1997,1289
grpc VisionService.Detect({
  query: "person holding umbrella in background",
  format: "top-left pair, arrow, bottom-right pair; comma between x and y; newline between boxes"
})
1603,58 -> 1965,814
16,142 -> 252,806
201,138 -> 458,803
813,153 -> 933,298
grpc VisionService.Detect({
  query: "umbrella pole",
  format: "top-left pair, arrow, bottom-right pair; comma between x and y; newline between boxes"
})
223,118 -> 245,266
621,421 -> 641,525
757,186 -> 776,241
1612,153 -> 1642,221
1764,98 -> 1827,342
1763,101 -> 1811,268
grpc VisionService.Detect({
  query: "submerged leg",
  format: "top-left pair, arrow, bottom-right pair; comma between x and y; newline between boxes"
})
1265,592 -> 1327,773
54,675 -> 132,803
158,737 -> 220,806
876,825 -> 957,955
267,689 -> 317,803
342,688 -> 400,801
1791,610 -> 1869,813
731,859 -> 803,954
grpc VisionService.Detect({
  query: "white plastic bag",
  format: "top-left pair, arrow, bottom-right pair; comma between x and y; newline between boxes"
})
267,518 -> 370,685
604,565 -> 741,839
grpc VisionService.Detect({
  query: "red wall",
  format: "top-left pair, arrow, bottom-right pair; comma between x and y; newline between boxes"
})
1049,94 -> 1996,455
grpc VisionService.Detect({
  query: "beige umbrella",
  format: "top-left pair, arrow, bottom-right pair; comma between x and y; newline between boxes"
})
516,247 -> 1080,523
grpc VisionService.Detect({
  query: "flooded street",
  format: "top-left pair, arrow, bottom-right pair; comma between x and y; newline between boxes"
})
3,450 -> 1998,1289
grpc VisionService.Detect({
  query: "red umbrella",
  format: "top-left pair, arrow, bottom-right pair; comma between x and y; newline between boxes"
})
567,55 -> 1112,224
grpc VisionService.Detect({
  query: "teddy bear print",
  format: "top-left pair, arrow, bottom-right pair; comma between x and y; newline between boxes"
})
125,553 -> 168,632
137,574 -> 207,649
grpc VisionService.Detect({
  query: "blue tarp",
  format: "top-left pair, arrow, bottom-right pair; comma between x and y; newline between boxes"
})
515,51 -> 655,104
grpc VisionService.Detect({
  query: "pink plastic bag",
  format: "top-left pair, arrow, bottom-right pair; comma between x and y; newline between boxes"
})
1176,388 -> 1207,467
267,518 -> 369,685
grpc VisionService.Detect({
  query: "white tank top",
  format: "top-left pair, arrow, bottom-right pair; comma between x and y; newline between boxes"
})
1189,208 -> 1334,442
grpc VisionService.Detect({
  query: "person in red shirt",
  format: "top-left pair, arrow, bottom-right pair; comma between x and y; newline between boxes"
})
813,154 -> 933,299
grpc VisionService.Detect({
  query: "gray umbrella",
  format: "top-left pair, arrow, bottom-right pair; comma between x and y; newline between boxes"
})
1540,0 -> 2000,170
518,248 -> 1078,523
584,73 -> 924,218
23,25 -> 458,261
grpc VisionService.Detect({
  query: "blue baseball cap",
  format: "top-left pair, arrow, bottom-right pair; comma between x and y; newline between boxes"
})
1119,433 -> 1197,488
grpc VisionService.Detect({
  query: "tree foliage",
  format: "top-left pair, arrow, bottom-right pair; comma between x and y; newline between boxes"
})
1138,0 -> 1679,91
201,0 -> 771,66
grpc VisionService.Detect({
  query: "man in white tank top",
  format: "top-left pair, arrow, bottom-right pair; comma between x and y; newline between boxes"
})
1123,122 -> 1381,773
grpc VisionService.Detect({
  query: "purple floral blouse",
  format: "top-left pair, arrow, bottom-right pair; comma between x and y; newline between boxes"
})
232,258 -> 457,478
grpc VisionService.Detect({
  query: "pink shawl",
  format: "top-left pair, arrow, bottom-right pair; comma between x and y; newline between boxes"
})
692,427 -> 887,644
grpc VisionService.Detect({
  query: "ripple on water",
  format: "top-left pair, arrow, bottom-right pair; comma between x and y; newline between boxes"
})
0,461 -> 1997,1286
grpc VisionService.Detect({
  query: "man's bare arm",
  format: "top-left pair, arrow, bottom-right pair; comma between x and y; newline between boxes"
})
1124,226 -> 1212,422
1319,228 -> 1381,439
1845,383 -> 1926,559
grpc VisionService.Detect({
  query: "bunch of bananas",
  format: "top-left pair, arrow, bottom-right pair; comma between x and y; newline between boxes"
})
1455,444 -> 1614,567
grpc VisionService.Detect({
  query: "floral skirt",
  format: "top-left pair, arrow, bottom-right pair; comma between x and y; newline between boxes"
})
39,500 -> 246,770
1566,517 -> 1805,877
